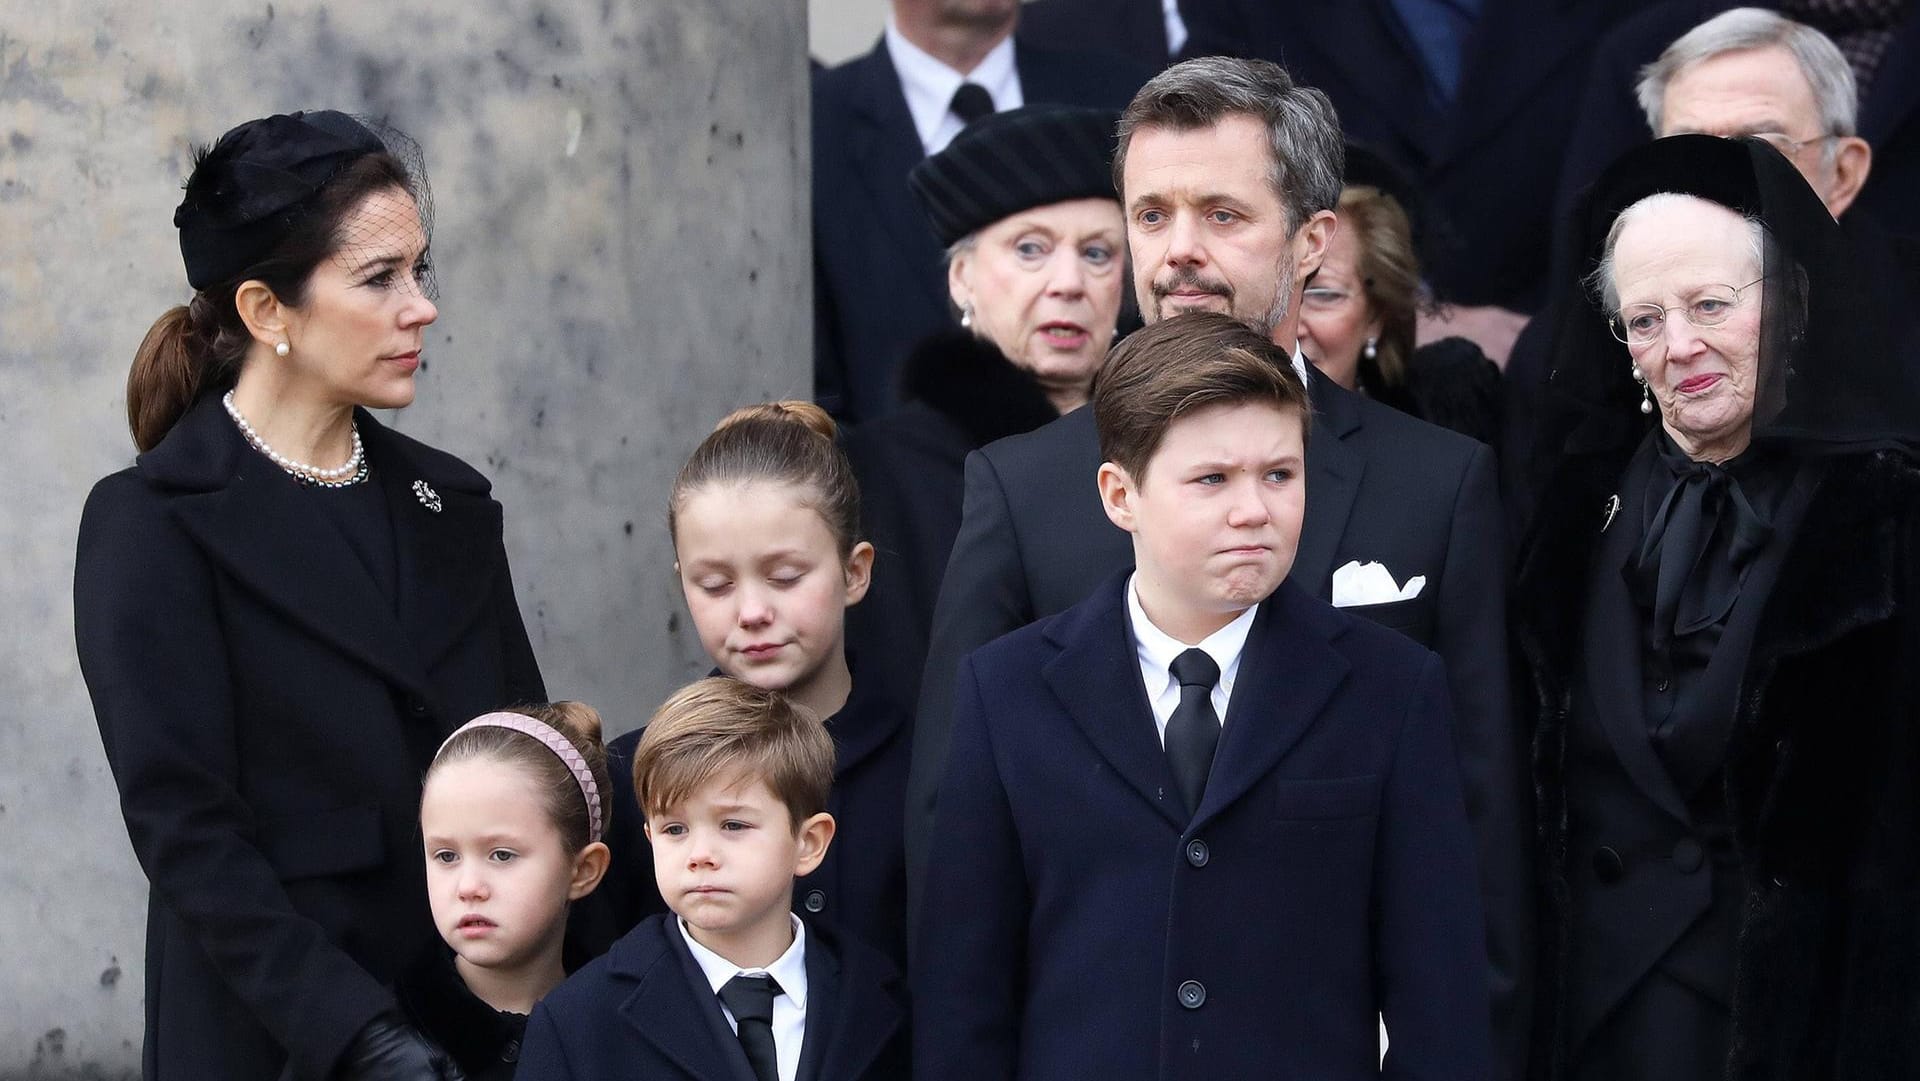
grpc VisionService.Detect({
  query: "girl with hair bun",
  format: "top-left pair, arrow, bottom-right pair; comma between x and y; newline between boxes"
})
585,401 -> 913,971
73,111 -> 544,1081
401,702 -> 613,1081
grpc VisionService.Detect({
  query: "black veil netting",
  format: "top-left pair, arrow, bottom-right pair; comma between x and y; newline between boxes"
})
1535,133 -> 1920,466
174,110 -> 437,300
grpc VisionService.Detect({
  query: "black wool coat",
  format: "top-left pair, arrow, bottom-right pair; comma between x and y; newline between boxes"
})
1515,442 -> 1920,1079
74,395 -> 546,1081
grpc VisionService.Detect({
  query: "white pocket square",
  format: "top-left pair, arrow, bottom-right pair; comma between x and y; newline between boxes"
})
1330,560 -> 1426,608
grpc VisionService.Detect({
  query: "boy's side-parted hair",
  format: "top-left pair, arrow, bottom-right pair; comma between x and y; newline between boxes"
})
1094,311 -> 1312,481
632,677 -> 836,830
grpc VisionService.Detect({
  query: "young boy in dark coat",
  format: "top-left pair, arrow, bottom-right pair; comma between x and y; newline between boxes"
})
913,312 -> 1493,1081
518,677 -> 907,1081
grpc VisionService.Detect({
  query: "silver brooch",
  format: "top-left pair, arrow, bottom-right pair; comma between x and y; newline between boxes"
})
412,480 -> 443,513
1601,493 -> 1621,533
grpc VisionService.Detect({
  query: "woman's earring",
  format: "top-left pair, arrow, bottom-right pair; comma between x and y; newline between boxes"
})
959,304 -> 973,330
275,341 -> 290,357
1632,365 -> 1653,414
1363,337 -> 1378,361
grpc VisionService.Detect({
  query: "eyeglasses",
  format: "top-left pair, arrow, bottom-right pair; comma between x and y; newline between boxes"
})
1302,286 -> 1356,311
1609,277 -> 1765,346
1749,131 -> 1836,157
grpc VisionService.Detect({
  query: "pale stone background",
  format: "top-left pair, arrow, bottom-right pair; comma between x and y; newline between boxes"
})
0,1 -> 808,1075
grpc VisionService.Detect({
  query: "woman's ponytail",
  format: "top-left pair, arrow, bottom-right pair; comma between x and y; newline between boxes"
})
127,305 -> 204,453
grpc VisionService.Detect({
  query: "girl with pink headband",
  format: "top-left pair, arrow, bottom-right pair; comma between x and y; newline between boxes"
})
399,702 -> 612,1080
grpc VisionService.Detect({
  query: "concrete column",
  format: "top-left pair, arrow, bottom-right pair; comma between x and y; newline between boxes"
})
0,1 -> 808,1074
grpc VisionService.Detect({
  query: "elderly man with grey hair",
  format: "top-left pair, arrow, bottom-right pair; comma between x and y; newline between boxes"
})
910,53 -> 1526,1081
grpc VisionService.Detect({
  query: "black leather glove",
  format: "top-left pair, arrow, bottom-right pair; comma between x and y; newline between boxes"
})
333,1012 -> 465,1081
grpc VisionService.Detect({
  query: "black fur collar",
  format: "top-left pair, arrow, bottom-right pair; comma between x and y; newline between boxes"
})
898,329 -> 1062,448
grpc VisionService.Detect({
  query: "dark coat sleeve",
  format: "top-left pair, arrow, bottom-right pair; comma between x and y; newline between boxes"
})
514,1001 -> 579,1081
1433,442 -> 1535,1080
910,654 -> 1026,1081
905,448 -> 1036,909
1377,653 -> 1496,1080
73,476 -> 393,1079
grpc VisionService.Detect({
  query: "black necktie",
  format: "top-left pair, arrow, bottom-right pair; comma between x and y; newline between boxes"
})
949,82 -> 994,124
1166,648 -> 1222,817
717,973 -> 782,1081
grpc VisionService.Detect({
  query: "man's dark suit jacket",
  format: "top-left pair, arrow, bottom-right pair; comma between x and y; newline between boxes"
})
1181,0 -> 1656,310
1018,0 -> 1175,68
812,38 -> 1148,422
517,914 -> 907,1081
913,572 -> 1492,1080
909,365 -> 1528,1078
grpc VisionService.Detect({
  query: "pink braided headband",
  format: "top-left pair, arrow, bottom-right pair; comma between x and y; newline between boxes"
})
436,711 -> 604,844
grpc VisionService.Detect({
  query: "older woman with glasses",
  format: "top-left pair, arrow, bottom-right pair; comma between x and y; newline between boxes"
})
1296,148 -> 1503,446
1514,134 -> 1920,1080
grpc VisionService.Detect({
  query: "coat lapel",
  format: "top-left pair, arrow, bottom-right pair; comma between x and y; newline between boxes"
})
1192,582 -> 1349,829
617,920 -> 756,1081
155,401 -> 436,702
363,416 -> 508,670
1435,0 -> 1594,167
1041,573 -> 1190,831
799,931 -> 903,1081
845,41 -> 949,313
1295,0 -> 1437,159
1290,367 -> 1365,599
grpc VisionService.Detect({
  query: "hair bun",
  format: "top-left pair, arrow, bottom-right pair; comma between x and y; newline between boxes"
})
712,400 -> 838,442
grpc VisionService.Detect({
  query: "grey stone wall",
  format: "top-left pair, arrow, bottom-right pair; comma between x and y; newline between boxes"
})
0,2 -> 808,1074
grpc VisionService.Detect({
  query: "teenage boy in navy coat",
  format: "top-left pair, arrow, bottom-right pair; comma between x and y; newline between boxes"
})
913,311 -> 1492,1081
518,678 -> 906,1081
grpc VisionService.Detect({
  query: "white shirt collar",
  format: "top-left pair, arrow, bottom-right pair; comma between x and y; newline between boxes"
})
1126,572 -> 1258,741
884,19 -> 1023,155
677,913 -> 810,1011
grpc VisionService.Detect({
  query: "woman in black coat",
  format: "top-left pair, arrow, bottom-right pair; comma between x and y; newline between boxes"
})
843,105 -> 1124,698
1516,135 -> 1920,1080
74,112 -> 544,1081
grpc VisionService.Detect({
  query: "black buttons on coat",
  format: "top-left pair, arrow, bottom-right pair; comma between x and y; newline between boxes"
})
1177,980 -> 1207,1009
1185,839 -> 1210,867
802,889 -> 826,913
404,695 -> 431,719
502,1039 -> 521,1063
1592,846 -> 1625,883
1671,838 -> 1705,874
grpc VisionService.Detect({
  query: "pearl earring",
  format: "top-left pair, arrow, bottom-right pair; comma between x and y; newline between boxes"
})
1632,365 -> 1653,414
1363,337 -> 1378,361
959,304 -> 973,330
275,342 -> 290,357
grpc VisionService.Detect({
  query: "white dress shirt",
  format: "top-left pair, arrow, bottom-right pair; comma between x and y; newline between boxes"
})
679,915 -> 810,1081
1127,573 -> 1258,745
1163,0 -> 1190,56
884,19 -> 1023,155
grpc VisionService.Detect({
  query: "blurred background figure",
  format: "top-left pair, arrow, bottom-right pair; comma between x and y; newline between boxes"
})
844,104 -> 1125,704
812,0 -> 1148,423
1516,134 -> 1920,1081
1300,146 -> 1504,446
1019,0 -> 1187,69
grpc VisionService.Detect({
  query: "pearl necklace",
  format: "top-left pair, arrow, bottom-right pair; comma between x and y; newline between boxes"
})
222,391 -> 368,488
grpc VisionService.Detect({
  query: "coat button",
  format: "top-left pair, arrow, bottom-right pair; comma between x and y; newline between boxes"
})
803,889 -> 826,913
405,696 -> 430,718
1775,738 -> 1792,757
1185,839 -> 1210,867
1177,980 -> 1207,1009
1671,838 -> 1704,874
1654,678 -> 1672,693
502,1039 -> 520,1063
1592,845 -> 1625,884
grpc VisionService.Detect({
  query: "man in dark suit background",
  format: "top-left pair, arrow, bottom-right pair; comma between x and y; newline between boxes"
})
908,55 -> 1530,1081
1018,0 -> 1185,69
1179,0 -> 1659,363
913,312 -> 1491,1080
812,0 -> 1149,422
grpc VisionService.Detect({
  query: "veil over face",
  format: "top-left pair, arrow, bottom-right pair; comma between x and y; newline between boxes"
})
1542,134 -> 1920,463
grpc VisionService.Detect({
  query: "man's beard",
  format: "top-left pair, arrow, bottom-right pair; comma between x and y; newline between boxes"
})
1142,246 -> 1296,338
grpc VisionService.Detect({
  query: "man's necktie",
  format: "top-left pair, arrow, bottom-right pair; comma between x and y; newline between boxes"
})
949,82 -> 994,125
718,973 -> 782,1081
1166,648 -> 1222,817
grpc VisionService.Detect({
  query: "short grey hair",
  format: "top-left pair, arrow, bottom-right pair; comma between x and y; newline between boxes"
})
1637,7 -> 1859,151
1587,192 -> 1767,312
1113,56 -> 1345,233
